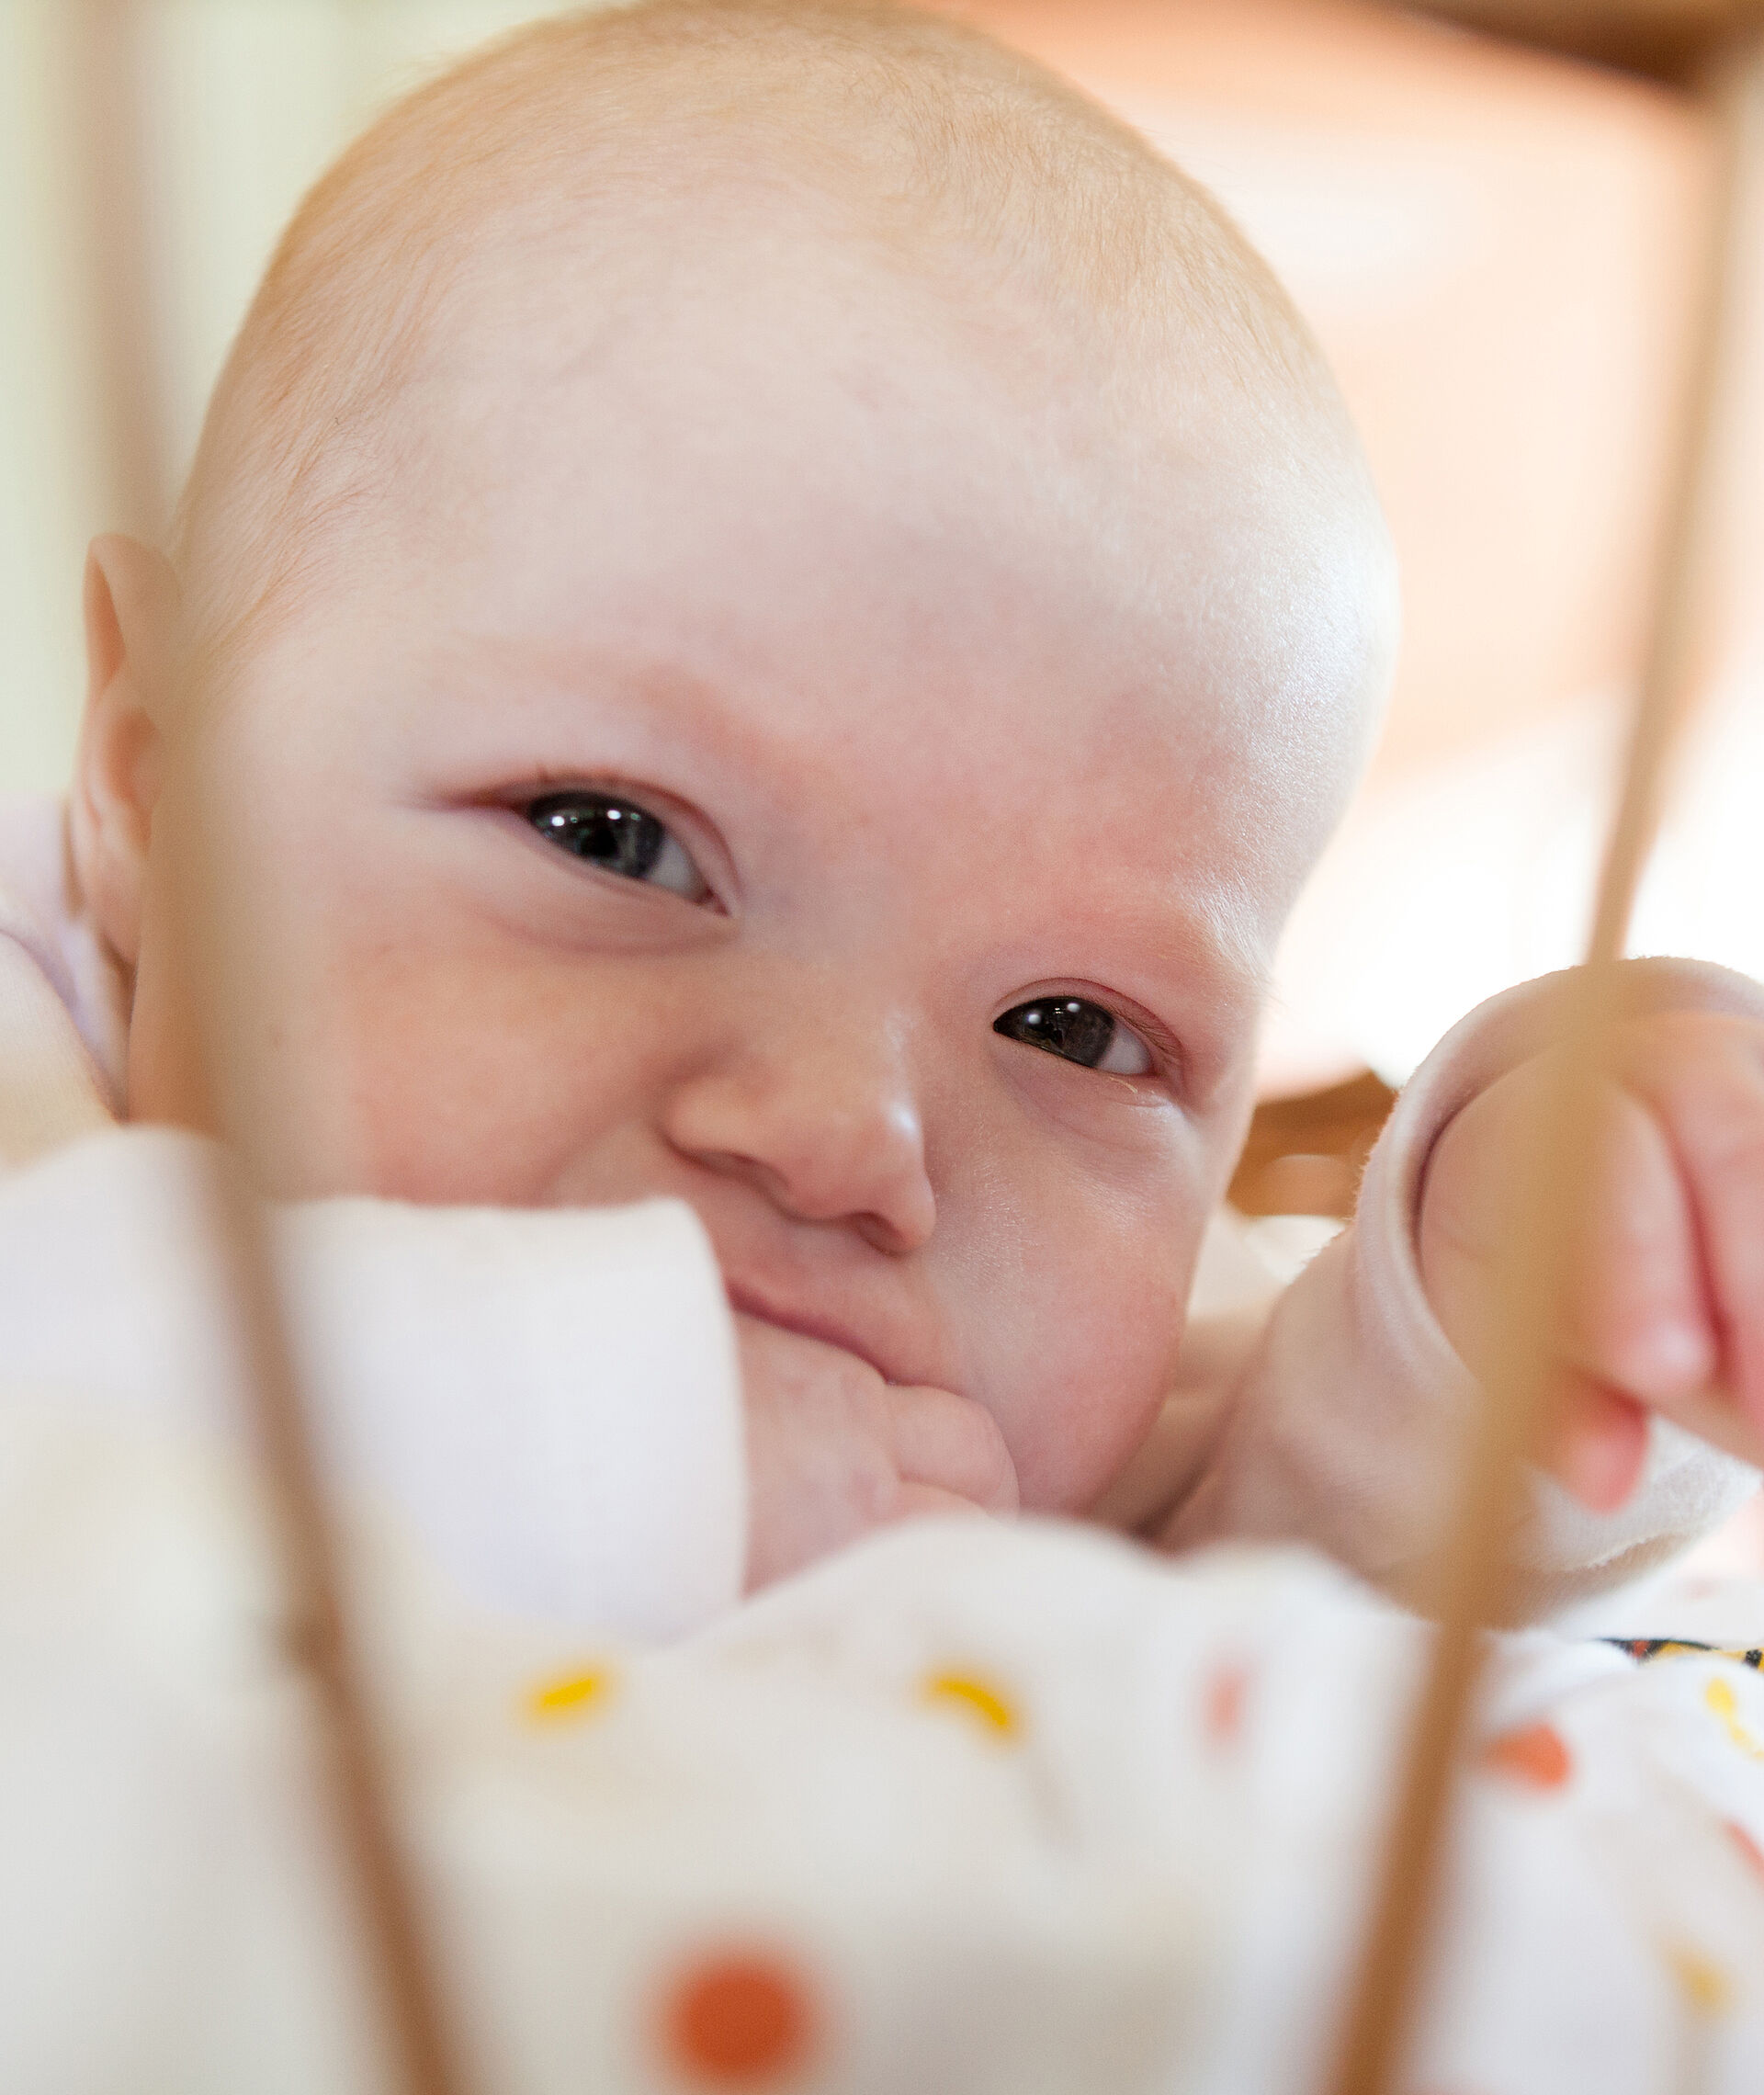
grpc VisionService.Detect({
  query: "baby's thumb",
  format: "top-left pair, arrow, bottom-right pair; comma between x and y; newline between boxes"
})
883,1386 -> 1018,1514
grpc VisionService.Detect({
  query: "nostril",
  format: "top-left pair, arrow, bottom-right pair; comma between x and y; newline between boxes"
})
854,1199 -> 933,1258
662,1059 -> 933,1241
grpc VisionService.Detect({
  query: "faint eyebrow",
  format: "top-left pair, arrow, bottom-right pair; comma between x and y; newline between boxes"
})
1093,872 -> 1272,1008
1062,878 -> 1272,1097
445,630 -> 788,765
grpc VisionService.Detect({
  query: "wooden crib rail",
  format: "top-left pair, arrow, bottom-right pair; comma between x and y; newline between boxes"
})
70,4 -> 470,2091
1327,26 -> 1764,2095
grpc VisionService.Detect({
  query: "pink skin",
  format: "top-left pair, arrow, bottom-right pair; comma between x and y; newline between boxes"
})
75,231 -> 1388,1583
1422,1011 -> 1764,1509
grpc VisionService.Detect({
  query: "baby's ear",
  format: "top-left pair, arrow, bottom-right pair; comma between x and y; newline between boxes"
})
70,536 -> 181,968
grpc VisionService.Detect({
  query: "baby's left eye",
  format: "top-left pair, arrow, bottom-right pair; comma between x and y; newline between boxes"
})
993,998 -> 1153,1077
523,789 -> 709,901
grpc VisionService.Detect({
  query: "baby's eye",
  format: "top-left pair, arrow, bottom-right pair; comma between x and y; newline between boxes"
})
524,789 -> 709,901
993,998 -> 1152,1077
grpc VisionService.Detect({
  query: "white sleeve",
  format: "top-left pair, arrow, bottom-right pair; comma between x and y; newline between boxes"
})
0,940 -> 117,1169
1158,960 -> 1764,1617
0,1127 -> 745,1639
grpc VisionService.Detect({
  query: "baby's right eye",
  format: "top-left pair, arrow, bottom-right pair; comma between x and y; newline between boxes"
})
523,789 -> 709,901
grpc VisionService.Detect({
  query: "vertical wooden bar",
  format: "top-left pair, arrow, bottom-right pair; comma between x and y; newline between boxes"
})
65,0 -> 169,540
1327,28 -> 1764,2095
68,5 -> 470,2090
166,889 -> 476,2095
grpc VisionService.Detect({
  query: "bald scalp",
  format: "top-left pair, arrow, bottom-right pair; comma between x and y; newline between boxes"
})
173,0 -> 1351,664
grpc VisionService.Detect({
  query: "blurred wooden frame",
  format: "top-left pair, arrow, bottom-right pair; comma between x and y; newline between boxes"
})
62,5 -> 1764,2095
1419,0 -> 1761,81
71,6 -> 472,2090
1230,1070 -> 1396,1219
1330,19 -> 1764,2092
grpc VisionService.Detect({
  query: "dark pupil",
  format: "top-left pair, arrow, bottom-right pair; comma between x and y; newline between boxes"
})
527,792 -> 665,879
994,998 -> 1116,1069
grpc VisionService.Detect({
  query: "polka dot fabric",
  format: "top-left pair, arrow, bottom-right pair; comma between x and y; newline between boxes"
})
5,1406 -> 1764,2094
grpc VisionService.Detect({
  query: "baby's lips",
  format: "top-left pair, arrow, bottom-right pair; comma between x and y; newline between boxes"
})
726,1285 -> 892,1383
726,1274 -> 956,1396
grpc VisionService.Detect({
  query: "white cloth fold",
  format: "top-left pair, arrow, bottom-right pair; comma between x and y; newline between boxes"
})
0,1127 -> 746,1636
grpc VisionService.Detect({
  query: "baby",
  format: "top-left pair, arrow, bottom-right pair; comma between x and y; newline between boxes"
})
6,0 -> 1764,1626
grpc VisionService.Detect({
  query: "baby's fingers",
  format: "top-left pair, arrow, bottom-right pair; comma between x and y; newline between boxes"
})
1421,1061 -> 1714,1410
1541,1370 -> 1651,1513
890,1483 -> 997,1523
1618,1017 -> 1764,1439
1560,1079 -> 1717,1408
883,1385 -> 1019,1515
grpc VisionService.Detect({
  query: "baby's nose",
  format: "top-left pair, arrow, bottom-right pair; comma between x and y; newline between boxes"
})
661,1003 -> 935,1254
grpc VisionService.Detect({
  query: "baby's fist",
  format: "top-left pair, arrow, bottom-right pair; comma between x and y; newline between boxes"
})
736,1313 -> 1018,1592
1420,1009 -> 1764,1510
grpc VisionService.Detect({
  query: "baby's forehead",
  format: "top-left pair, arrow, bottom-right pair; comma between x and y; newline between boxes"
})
312,147 -> 1389,912
178,1 -> 1363,644
185,3 -> 1392,916
353,348 -> 1371,978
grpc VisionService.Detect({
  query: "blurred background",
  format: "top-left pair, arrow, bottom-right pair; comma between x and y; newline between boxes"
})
3,0 -> 1761,1154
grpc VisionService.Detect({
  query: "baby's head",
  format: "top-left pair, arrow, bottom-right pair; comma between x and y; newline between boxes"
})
74,0 -> 1395,1512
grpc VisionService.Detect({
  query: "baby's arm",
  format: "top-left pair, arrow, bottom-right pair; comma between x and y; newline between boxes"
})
1155,961 -> 1764,1616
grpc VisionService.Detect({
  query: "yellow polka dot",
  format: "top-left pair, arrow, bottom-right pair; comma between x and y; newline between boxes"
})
1705,1676 -> 1764,1761
523,1666 -> 616,1726
921,1670 -> 1018,1738
1668,1947 -> 1732,2017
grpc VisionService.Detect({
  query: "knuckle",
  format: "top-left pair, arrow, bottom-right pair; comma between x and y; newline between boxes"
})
1692,1111 -> 1764,1185
1621,1012 -> 1762,1098
959,1402 -> 1017,1510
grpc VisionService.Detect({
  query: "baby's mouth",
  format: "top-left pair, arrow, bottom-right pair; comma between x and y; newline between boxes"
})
723,1280 -> 899,1386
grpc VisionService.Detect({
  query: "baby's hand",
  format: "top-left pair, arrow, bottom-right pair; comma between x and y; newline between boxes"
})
736,1313 -> 1019,1592
1420,1011 -> 1764,1511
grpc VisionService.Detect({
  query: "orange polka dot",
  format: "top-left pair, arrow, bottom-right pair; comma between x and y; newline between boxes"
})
1725,1819 -> 1764,1881
662,1952 -> 817,2086
1204,1662 -> 1250,1748
1478,1722 -> 1572,1790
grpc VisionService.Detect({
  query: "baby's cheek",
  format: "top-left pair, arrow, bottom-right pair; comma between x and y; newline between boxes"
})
987,1253 -> 1193,1513
331,962 -> 592,1205
119,929 -> 206,1136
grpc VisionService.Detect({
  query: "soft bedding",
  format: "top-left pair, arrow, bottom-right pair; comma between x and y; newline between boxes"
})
4,1400 -> 1763,2095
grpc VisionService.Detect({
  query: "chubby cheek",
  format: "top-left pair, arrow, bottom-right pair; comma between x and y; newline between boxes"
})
158,888 -> 671,1205
123,928 -> 211,1137
314,942 -> 677,1206
967,1195 -> 1206,1515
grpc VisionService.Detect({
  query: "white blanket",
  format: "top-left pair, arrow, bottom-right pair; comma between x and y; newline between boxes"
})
4,1400 -> 1762,2095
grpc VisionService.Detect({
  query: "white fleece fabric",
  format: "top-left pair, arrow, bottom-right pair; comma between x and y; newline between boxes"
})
2,791 -> 1758,1634
6,1432 -> 1764,2095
